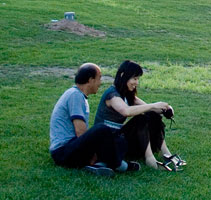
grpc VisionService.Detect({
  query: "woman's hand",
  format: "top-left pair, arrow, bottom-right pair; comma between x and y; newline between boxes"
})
167,105 -> 174,116
151,102 -> 169,114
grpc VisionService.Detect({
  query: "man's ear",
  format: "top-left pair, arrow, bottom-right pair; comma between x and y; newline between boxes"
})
88,77 -> 94,83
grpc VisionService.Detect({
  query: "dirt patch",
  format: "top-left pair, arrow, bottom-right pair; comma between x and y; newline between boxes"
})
29,67 -> 114,82
29,67 -> 76,78
0,66 -> 114,83
45,19 -> 106,37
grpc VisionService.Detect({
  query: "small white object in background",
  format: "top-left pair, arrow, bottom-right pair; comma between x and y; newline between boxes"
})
64,12 -> 75,20
2,3 -> 6,5
51,19 -> 58,23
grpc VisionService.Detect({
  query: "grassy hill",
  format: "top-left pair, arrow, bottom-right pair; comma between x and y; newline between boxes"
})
0,0 -> 211,66
0,0 -> 211,199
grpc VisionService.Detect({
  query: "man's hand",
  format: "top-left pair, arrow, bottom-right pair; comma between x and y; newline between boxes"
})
73,119 -> 87,137
90,153 -> 97,165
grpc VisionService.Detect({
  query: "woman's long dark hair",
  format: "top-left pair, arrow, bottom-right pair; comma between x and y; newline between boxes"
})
114,60 -> 143,105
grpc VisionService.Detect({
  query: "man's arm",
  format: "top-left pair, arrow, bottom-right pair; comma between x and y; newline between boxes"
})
73,118 -> 97,165
73,119 -> 87,137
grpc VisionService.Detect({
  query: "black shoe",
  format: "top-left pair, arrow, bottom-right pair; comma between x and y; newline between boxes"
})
84,165 -> 115,177
127,161 -> 141,171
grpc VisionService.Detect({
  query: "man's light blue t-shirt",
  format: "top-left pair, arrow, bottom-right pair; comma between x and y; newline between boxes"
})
50,86 -> 89,152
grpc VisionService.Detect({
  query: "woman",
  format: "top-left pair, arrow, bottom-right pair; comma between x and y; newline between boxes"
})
94,60 -> 186,171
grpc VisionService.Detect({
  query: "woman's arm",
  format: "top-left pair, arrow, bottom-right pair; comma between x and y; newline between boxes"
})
106,97 -> 169,117
134,96 -> 147,105
135,96 -> 174,115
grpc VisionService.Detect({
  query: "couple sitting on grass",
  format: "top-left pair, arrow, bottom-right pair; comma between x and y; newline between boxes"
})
49,60 -> 186,177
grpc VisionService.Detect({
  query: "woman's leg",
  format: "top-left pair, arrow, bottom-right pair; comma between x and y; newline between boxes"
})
121,112 -> 169,169
121,115 -> 150,159
145,143 -> 158,169
160,140 -> 172,156
122,118 -> 158,169
145,111 -> 166,154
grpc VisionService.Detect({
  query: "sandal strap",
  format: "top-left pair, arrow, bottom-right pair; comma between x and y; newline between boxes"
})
172,154 -> 186,166
167,154 -> 178,160
156,161 -> 172,172
164,154 -> 186,166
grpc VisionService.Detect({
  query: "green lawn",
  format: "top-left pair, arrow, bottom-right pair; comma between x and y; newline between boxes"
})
0,0 -> 211,66
0,0 -> 211,199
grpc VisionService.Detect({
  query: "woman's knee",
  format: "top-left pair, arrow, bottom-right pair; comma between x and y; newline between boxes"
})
129,114 -> 148,125
145,111 -> 162,121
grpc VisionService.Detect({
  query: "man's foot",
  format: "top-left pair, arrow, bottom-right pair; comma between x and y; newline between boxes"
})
116,160 -> 141,172
127,161 -> 141,171
84,165 -> 115,177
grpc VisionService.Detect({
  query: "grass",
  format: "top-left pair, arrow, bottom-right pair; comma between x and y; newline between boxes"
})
0,64 -> 210,200
0,0 -> 211,199
0,0 -> 211,66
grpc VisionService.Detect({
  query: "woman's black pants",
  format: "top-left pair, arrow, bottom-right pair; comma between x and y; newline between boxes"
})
119,111 -> 165,159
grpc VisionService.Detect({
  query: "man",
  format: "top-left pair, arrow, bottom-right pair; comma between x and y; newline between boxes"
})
49,63 -> 129,177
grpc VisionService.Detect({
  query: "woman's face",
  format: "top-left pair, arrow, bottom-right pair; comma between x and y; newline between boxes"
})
126,76 -> 140,91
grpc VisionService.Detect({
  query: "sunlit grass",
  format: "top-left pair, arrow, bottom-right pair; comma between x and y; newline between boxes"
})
0,0 -> 211,199
102,63 -> 211,94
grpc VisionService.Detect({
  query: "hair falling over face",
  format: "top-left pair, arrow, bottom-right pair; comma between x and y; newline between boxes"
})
114,60 -> 143,105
